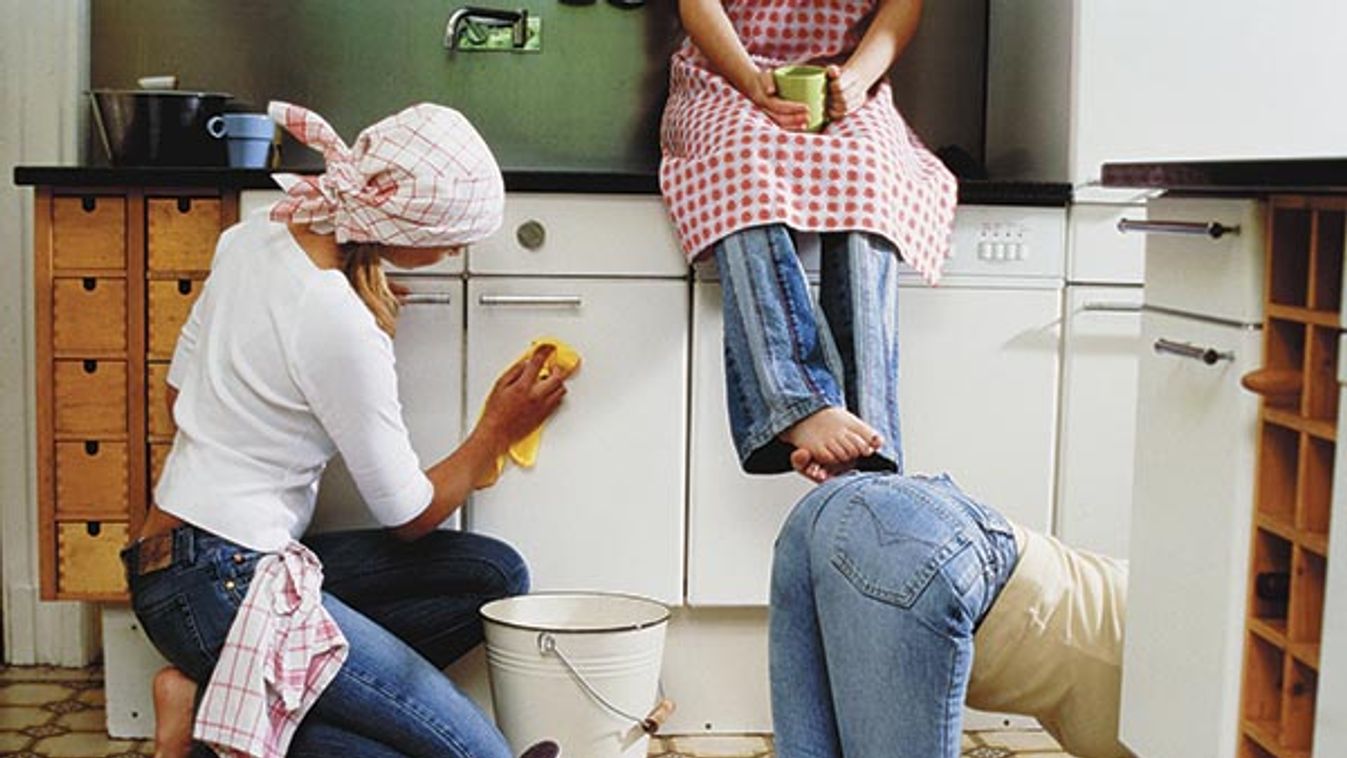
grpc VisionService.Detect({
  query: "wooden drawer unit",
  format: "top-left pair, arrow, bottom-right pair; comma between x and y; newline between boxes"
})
56,521 -> 130,598
33,186 -> 237,600
52,195 -> 126,270
53,359 -> 127,437
149,443 -> 172,489
55,441 -> 129,519
147,362 -> 175,439
148,278 -> 204,359
53,277 -> 127,355
148,197 -> 222,272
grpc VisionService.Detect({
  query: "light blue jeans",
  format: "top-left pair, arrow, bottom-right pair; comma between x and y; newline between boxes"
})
770,472 -> 1020,758
714,225 -> 903,474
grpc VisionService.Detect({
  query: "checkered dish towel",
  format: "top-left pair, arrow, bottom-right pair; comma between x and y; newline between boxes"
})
194,542 -> 348,758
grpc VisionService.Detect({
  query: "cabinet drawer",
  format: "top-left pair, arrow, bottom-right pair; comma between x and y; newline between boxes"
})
52,195 -> 126,270
53,277 -> 127,355
147,362 -> 175,439
148,278 -> 204,359
149,443 -> 172,489
148,197 -> 222,272
468,194 -> 687,277
54,360 -> 127,436
1142,197 -> 1266,323
55,441 -> 129,519
57,521 -> 129,598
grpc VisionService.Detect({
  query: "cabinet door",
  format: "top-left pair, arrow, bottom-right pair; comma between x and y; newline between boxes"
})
465,278 -> 688,603
897,285 -> 1063,533
311,278 -> 464,533
1055,286 -> 1143,558
1120,310 -> 1263,758
687,281 -> 812,606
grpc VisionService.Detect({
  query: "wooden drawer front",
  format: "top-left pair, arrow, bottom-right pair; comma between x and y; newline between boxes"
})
57,521 -> 129,598
147,362 -> 175,439
55,441 -> 129,519
53,277 -> 127,354
149,197 -> 222,272
148,278 -> 204,359
54,360 -> 127,436
52,195 -> 126,270
149,443 -> 172,489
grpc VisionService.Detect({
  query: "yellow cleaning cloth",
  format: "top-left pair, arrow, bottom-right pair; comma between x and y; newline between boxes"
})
476,337 -> 581,487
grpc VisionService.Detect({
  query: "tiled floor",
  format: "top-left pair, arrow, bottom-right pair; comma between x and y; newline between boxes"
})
1,666 -> 1073,757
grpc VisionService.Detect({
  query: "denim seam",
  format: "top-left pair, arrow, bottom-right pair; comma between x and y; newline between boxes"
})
340,660 -> 477,757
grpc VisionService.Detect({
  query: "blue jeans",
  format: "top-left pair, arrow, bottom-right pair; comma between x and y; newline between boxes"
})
123,526 -> 529,758
769,472 -> 1020,758
715,225 -> 903,474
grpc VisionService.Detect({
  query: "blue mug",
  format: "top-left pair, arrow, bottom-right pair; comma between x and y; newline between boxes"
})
206,113 -> 276,168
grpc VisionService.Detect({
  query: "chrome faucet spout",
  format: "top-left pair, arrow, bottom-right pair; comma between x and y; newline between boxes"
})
444,6 -> 530,50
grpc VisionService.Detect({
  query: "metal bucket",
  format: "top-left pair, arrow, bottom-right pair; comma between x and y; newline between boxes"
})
481,593 -> 674,758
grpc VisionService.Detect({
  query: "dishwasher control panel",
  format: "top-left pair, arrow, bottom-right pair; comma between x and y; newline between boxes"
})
936,205 -> 1067,280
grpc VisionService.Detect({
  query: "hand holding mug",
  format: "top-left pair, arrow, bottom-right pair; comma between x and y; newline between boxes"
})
748,69 -> 811,131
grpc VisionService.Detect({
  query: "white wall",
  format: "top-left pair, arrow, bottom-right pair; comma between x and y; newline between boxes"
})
0,0 -> 99,665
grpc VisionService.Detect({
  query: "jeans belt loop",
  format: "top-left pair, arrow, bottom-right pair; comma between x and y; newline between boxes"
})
173,526 -> 196,566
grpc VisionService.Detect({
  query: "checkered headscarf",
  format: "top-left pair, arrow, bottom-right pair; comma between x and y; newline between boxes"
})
268,101 -> 504,247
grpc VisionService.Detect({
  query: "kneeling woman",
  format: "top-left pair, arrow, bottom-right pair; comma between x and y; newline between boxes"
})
771,472 -> 1128,758
123,102 -> 572,758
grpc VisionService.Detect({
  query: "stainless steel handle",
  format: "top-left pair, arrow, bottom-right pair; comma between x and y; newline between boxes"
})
1154,338 -> 1235,365
478,294 -> 583,307
1082,301 -> 1144,314
1118,219 -> 1240,239
401,293 -> 455,306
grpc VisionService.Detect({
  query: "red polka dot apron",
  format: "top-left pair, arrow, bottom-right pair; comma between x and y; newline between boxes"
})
659,0 -> 957,284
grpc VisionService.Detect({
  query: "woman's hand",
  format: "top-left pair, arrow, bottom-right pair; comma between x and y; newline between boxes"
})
826,64 -> 870,120
474,344 -> 576,456
747,69 -> 811,131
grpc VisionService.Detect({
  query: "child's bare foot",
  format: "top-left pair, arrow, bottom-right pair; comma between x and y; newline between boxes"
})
780,407 -> 882,468
152,666 -> 196,758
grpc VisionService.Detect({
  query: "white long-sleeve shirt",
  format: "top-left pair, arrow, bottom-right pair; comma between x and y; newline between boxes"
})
155,211 -> 433,551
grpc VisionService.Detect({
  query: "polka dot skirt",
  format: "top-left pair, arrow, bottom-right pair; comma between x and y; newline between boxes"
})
659,0 -> 957,284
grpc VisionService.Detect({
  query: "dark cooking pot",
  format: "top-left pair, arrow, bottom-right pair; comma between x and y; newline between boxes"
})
90,89 -> 233,166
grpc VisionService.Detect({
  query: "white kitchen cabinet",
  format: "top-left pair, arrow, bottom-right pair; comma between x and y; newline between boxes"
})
464,278 -> 688,604
987,1 -> 1347,193
1120,310 -> 1263,758
897,283 -> 1063,534
1054,286 -> 1143,559
312,277 -> 465,533
686,281 -> 813,606
1068,203 -> 1146,285
468,193 -> 686,278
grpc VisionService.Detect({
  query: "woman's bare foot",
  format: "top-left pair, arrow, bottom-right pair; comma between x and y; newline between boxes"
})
152,666 -> 197,758
780,407 -> 882,469
790,447 -> 858,483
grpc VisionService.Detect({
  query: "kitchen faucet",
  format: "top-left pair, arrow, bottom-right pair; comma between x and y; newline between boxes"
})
444,6 -> 530,50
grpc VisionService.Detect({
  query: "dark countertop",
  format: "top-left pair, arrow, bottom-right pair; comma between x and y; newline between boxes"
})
1102,158 -> 1347,194
13,166 -> 1072,207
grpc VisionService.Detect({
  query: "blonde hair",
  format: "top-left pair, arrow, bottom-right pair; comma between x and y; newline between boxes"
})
339,242 -> 399,337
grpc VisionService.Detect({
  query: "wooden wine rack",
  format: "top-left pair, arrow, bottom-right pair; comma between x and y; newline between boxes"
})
1239,196 -> 1346,757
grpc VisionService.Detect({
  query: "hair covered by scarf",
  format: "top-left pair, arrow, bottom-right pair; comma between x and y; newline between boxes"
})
268,101 -> 504,248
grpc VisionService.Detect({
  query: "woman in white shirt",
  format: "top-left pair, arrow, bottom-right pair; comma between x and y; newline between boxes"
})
121,102 -> 569,758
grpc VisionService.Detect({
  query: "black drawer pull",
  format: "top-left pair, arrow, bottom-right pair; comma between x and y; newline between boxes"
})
177,197 -> 192,213
81,196 -> 97,213
84,441 -> 100,456
178,279 -> 194,295
82,277 -> 97,291
82,360 -> 98,374
86,522 -> 101,537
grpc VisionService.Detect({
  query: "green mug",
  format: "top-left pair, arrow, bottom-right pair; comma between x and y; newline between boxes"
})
772,64 -> 828,132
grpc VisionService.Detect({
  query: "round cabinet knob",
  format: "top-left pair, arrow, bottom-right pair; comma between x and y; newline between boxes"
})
517,220 -> 546,251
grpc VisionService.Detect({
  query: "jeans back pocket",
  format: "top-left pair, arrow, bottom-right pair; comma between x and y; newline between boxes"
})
829,477 -> 972,609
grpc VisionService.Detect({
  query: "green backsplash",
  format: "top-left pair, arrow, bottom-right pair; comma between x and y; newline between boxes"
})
91,1 -> 984,174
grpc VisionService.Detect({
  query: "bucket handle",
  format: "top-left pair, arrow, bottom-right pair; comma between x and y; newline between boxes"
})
537,632 -> 676,735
